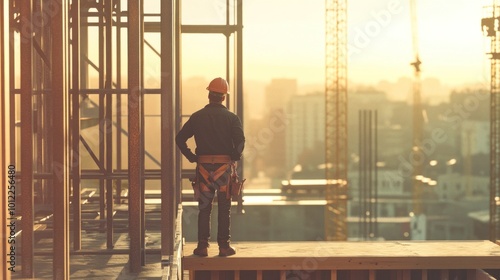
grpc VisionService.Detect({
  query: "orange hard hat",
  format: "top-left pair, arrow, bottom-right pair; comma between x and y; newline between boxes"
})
206,77 -> 229,94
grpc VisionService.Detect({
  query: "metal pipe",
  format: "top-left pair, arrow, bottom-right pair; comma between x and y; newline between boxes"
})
33,0 -> 44,207
175,0 -> 182,208
105,0 -> 114,249
8,0 -> 15,165
161,0 -> 175,257
358,110 -> 362,239
80,5 -> 89,91
20,0 -> 34,276
22,169 -> 192,180
115,0 -> 123,205
72,0 -> 82,251
35,248 -> 163,256
128,0 -> 143,272
51,1 -> 70,278
225,0 -> 230,110
235,0 -> 244,214
98,0 -> 106,230
374,110 -> 378,238
139,0 -> 146,266
1,2 -> 12,278
361,110 -> 366,239
368,111 -> 372,239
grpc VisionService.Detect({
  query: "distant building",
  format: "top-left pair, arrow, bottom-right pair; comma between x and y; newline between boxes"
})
347,88 -> 407,166
348,87 -> 393,126
285,93 -> 325,171
436,172 -> 489,201
265,78 -> 297,112
460,120 -> 489,156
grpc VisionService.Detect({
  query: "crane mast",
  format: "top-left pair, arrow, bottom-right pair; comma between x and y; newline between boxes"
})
481,2 -> 500,242
410,0 -> 426,239
410,0 -> 423,216
325,0 -> 348,241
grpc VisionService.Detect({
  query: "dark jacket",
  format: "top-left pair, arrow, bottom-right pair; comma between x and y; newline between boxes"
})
176,103 -> 245,162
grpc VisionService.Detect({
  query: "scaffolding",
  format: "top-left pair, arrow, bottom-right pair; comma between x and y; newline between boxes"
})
0,0 -> 243,278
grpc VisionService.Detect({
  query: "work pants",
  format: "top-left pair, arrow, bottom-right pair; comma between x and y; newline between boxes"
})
197,188 -> 232,248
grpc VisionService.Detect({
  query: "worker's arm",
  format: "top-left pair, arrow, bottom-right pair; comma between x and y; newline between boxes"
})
175,119 -> 198,163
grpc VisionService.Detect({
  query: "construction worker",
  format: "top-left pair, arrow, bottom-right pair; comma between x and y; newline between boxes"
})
176,77 -> 245,257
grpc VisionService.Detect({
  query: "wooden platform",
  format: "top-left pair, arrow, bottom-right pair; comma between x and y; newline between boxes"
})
183,241 -> 500,280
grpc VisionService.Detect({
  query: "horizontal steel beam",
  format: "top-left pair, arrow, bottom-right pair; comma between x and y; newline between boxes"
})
33,249 -> 162,256
143,22 -> 242,34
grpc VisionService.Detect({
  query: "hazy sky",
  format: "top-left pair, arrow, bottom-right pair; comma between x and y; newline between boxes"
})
181,0 -> 490,87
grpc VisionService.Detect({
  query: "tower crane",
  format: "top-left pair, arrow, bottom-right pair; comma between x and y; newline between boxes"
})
325,0 -> 348,241
409,0 -> 426,240
481,2 -> 500,242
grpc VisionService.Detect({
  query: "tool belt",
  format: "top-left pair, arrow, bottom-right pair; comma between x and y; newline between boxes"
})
190,155 -> 245,200
198,155 -> 231,164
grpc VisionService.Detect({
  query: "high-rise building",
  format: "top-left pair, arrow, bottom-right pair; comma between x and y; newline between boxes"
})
286,93 -> 325,172
265,78 -> 297,112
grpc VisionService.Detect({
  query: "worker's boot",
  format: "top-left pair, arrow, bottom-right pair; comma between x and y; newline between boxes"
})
218,245 -> 236,257
193,242 -> 209,257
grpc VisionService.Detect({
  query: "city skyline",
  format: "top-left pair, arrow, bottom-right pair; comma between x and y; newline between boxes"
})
181,0 -> 490,88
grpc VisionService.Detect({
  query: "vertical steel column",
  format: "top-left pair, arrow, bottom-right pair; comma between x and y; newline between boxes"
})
98,0 -> 106,227
72,0 -> 82,251
410,0 -> 424,218
20,0 -> 34,276
235,0 -> 244,214
368,111 -> 373,238
8,0 -> 15,161
128,0 -> 143,272
358,110 -> 378,240
1,2 -> 12,278
33,0 -> 49,208
80,5 -> 88,90
52,1 -> 70,278
358,110 -> 364,239
105,0 -> 114,249
236,0 -> 244,134
116,0 -> 123,204
224,0 -> 230,109
374,111 -> 378,238
139,0 -> 146,265
175,0 -> 182,205
161,0 -> 175,257
357,110 -> 361,238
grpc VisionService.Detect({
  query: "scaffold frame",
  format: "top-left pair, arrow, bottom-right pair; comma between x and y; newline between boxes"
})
1,0 -> 243,278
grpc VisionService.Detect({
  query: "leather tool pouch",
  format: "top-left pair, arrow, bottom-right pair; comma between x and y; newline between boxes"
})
228,162 -> 246,200
190,174 -> 201,201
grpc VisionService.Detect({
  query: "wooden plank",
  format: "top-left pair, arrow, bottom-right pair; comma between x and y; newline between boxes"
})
256,270 -> 262,280
331,269 -> 337,280
234,270 -> 240,280
369,270 -> 375,280
183,241 -> 500,271
280,270 -> 286,280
